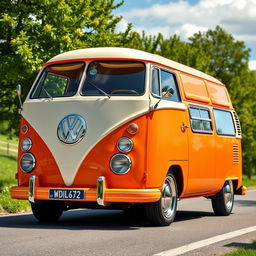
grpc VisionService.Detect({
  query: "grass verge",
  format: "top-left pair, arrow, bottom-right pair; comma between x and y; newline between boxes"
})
0,154 -> 30,213
242,176 -> 256,188
223,242 -> 256,256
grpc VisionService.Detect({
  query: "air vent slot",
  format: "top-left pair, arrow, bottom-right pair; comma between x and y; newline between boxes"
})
233,143 -> 239,164
233,111 -> 241,136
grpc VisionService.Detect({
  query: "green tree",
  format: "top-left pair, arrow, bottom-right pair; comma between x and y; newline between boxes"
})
0,0 -> 133,135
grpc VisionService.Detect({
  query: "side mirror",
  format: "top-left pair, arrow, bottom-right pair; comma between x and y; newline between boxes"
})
153,87 -> 175,110
162,87 -> 174,98
16,84 -> 23,113
16,84 -> 21,96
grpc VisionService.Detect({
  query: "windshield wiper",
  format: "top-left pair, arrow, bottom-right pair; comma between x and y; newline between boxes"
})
88,81 -> 111,99
42,87 -> 53,100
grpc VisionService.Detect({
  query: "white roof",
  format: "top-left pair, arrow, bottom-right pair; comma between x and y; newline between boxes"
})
47,47 -> 223,85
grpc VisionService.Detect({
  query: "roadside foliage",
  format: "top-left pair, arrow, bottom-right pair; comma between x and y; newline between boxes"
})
0,0 -> 255,179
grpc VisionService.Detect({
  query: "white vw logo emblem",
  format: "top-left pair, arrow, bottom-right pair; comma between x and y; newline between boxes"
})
57,114 -> 87,144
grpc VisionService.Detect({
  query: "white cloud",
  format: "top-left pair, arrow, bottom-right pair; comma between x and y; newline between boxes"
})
249,60 -> 256,70
175,24 -> 208,40
119,0 -> 256,45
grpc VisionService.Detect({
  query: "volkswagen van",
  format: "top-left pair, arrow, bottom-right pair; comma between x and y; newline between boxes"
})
11,47 -> 246,226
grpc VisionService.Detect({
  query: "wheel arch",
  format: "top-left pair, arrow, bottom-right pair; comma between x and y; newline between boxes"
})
168,165 -> 184,198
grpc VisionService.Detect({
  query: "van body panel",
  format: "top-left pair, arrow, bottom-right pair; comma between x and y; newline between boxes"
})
180,73 -> 211,104
21,98 -> 149,186
206,81 -> 232,107
17,117 -> 65,187
146,99 -> 189,189
73,114 -> 149,189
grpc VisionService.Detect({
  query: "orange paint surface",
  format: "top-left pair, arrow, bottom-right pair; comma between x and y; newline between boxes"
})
207,81 -> 232,107
17,117 -> 66,187
180,73 -> 210,103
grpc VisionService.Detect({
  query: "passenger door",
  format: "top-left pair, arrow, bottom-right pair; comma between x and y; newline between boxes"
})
185,105 -> 216,195
147,67 -> 189,188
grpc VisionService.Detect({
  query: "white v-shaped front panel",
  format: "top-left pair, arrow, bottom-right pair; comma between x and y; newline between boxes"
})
22,98 -> 149,186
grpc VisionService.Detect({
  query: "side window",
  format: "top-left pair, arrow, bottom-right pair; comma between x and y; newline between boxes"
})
213,109 -> 236,136
152,68 -> 160,96
160,70 -> 180,102
151,67 -> 180,102
189,106 -> 213,133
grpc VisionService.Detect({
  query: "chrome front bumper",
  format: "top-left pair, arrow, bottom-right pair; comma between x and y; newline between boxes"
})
11,175 -> 161,205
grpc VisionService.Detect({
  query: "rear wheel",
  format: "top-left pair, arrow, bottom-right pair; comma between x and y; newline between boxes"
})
145,173 -> 178,226
31,202 -> 64,222
211,180 -> 234,216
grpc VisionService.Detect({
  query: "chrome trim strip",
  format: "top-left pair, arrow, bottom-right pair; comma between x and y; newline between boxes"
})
106,197 -> 160,199
28,175 -> 36,203
106,191 -> 160,194
97,176 -> 106,206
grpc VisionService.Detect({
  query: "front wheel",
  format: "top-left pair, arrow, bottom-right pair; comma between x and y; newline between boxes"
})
31,202 -> 64,222
211,180 -> 234,216
145,172 -> 178,226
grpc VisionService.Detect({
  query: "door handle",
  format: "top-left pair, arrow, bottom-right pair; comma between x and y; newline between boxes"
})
181,124 -> 189,132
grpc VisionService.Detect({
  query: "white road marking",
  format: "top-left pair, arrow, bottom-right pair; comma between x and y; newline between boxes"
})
154,225 -> 256,256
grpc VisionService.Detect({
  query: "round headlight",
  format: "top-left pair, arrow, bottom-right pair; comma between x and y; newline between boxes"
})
20,153 -> 35,173
127,123 -> 139,135
117,137 -> 133,153
21,124 -> 29,134
21,138 -> 32,152
110,154 -> 131,175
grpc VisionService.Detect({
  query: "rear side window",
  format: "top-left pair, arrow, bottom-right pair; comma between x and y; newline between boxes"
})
189,106 -> 212,133
213,109 -> 236,136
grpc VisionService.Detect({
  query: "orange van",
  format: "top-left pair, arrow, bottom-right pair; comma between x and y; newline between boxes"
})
11,47 -> 246,226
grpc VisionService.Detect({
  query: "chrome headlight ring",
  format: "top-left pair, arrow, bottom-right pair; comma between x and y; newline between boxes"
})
110,153 -> 131,175
117,137 -> 133,153
20,153 -> 36,173
21,137 -> 32,152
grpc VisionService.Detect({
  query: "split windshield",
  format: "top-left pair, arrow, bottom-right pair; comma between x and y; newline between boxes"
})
81,61 -> 145,96
31,61 -> 145,99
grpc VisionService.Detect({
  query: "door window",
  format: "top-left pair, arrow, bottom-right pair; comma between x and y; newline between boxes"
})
151,68 -> 180,102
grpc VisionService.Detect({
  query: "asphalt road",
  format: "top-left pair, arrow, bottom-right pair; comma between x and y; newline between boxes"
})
0,190 -> 255,256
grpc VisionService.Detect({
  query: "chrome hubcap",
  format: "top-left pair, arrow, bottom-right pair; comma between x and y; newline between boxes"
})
161,176 -> 177,218
223,181 -> 233,210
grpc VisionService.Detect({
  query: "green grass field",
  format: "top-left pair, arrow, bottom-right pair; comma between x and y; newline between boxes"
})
0,135 -> 30,213
0,134 -> 19,143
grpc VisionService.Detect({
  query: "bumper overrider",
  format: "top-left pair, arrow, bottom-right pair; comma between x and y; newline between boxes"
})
10,176 -> 161,206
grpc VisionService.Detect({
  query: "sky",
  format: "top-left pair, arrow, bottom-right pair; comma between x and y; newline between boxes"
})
114,0 -> 256,70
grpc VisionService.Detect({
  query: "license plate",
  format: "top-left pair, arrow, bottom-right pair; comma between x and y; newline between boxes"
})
49,189 -> 84,200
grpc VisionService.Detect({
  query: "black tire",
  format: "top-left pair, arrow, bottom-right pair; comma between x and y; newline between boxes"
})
31,202 -> 63,222
211,180 -> 234,216
145,172 -> 178,226
125,204 -> 146,219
